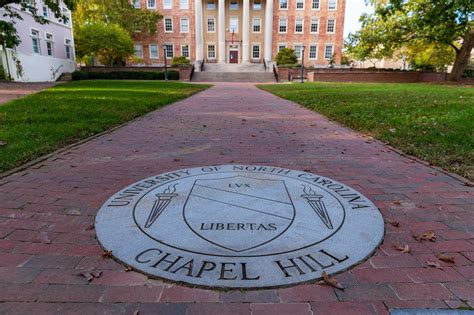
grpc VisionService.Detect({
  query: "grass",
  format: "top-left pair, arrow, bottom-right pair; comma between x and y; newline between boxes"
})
258,82 -> 474,181
0,80 -> 210,173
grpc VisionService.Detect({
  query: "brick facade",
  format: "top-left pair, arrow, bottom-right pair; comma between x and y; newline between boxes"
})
130,0 -> 345,66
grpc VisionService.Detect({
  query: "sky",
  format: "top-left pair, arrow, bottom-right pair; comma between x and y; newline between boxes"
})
343,0 -> 374,38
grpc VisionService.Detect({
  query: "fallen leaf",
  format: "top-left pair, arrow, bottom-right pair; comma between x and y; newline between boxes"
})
85,224 -> 95,231
388,220 -> 400,227
394,244 -> 410,254
0,140 -> 7,147
393,201 -> 401,206
75,268 -> 102,281
425,260 -> 443,269
173,158 -> 180,162
420,231 -> 436,242
437,254 -> 455,264
322,271 -> 344,290
102,250 -> 113,258
124,266 -> 133,272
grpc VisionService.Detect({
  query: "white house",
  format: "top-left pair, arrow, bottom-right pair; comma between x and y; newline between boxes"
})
0,0 -> 76,82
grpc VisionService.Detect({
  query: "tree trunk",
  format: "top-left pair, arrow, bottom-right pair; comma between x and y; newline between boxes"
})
448,28 -> 474,82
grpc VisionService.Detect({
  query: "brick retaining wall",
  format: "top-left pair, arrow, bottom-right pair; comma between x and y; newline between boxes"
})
79,66 -> 194,81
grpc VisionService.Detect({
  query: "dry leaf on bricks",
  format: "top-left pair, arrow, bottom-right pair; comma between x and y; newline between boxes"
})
394,244 -> 410,254
425,261 -> 443,269
437,254 -> 455,264
322,271 -> 344,290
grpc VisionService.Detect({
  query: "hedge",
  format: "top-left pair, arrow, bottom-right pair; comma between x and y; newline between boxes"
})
72,70 -> 179,81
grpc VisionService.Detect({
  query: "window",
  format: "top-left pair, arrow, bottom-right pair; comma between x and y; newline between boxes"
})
65,38 -> 72,59
296,0 -> 304,9
163,0 -> 172,9
24,0 -> 35,13
310,19 -> 319,33
207,17 -> 215,32
180,0 -> 188,9
309,44 -> 317,59
45,33 -> 53,56
295,18 -> 303,33
42,6 -> 49,18
207,44 -> 216,59
181,45 -> 190,58
229,17 -> 238,33
133,0 -> 140,8
278,43 -> 287,52
253,0 -> 261,10
134,44 -> 143,57
279,0 -> 287,9
324,44 -> 333,60
147,0 -> 155,8
164,17 -> 173,32
229,0 -> 238,10
149,44 -> 159,59
294,44 -> 303,59
207,0 -> 215,9
61,7 -> 69,26
180,17 -> 189,32
165,44 -> 174,58
311,0 -> 319,9
328,0 -> 337,10
252,45 -> 260,59
252,18 -> 261,32
278,18 -> 287,33
327,19 -> 335,33
30,29 -> 40,54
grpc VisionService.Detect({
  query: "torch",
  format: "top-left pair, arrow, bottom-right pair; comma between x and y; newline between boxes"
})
145,184 -> 178,228
301,185 -> 333,229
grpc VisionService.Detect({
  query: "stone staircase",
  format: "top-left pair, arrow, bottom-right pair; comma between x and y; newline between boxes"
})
192,63 -> 276,82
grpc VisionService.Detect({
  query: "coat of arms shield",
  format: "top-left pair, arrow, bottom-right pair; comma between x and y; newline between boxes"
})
183,176 -> 295,252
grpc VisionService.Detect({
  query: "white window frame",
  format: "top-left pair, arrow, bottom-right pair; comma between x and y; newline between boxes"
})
310,18 -> 319,33
252,17 -> 261,33
64,38 -> 72,59
207,0 -> 215,9
229,0 -> 238,10
251,44 -> 260,60
294,43 -> 303,59
309,44 -> 317,60
164,17 -> 173,32
279,0 -> 288,10
181,44 -> 190,58
45,32 -> 54,56
207,17 -> 215,32
253,0 -> 261,10
296,0 -> 304,10
295,17 -> 304,33
328,0 -> 337,10
324,44 -> 334,60
180,0 -> 188,9
180,17 -> 189,33
134,43 -> 143,58
133,0 -> 141,8
42,6 -> 49,18
163,0 -> 172,9
165,44 -> 174,59
207,44 -> 216,59
311,0 -> 319,10
278,18 -> 287,33
147,0 -> 156,8
229,17 -> 239,33
30,28 -> 41,55
149,44 -> 159,59
278,43 -> 287,52
327,18 -> 336,33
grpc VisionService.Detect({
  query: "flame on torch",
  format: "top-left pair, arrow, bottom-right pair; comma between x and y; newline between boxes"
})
301,185 -> 333,229
144,184 -> 178,228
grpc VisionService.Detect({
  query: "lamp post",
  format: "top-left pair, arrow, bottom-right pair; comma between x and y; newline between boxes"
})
300,46 -> 305,83
163,48 -> 168,81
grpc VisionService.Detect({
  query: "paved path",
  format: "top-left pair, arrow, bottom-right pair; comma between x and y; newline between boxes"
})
0,83 -> 472,314
0,82 -> 59,105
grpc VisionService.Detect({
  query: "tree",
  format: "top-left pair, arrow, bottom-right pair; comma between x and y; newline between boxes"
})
275,48 -> 298,65
401,42 -> 456,71
75,22 -> 134,66
347,0 -> 473,81
0,0 -> 73,49
73,0 -> 162,35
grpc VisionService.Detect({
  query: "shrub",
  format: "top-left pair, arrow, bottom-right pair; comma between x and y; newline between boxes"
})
171,56 -> 190,66
72,70 -> 179,81
275,48 -> 297,66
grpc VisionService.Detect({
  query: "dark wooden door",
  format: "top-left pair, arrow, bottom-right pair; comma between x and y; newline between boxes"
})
229,51 -> 238,63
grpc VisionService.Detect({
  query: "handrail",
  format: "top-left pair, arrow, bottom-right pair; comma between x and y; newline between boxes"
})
272,63 -> 279,82
263,60 -> 267,72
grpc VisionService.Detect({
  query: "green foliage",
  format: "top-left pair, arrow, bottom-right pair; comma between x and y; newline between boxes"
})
72,70 -> 179,81
75,22 -> 134,66
171,56 -> 191,66
403,42 -> 456,71
275,48 -> 298,65
341,54 -> 351,66
259,82 -> 474,181
0,80 -> 209,172
73,0 -> 162,35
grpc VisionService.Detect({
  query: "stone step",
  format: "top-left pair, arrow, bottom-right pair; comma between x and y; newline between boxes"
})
203,63 -> 266,73
192,71 -> 276,82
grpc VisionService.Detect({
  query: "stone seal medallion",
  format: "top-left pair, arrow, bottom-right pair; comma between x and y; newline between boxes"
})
95,165 -> 384,288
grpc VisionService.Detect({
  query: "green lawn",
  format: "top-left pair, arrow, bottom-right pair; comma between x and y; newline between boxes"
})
0,80 -> 210,173
259,82 -> 474,181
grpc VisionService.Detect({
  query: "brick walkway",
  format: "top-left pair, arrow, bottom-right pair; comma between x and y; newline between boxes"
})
0,82 -> 59,105
0,83 -> 472,314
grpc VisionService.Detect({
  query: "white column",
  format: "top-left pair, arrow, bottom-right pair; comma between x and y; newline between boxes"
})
218,0 -> 226,63
242,0 -> 250,63
195,0 -> 204,64
264,0 -> 274,62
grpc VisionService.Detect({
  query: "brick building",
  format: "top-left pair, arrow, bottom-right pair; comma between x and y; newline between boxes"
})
131,0 -> 345,67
